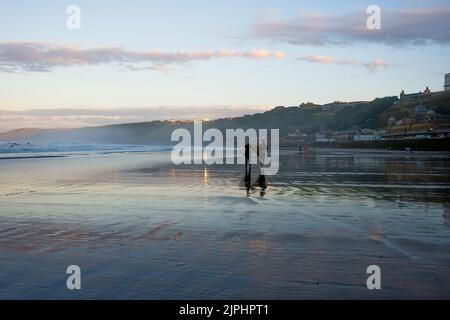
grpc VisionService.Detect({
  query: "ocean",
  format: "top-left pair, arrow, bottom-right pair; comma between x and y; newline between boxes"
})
0,146 -> 449,299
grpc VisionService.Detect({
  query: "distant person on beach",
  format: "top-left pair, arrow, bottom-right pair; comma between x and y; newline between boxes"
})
243,138 -> 268,196
245,139 -> 250,175
244,139 -> 251,191
258,139 -> 267,167
257,139 -> 268,191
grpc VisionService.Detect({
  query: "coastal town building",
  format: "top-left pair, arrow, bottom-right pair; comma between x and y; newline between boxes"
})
280,131 -> 311,146
353,134 -> 381,141
400,86 -> 432,100
386,103 -> 450,138
315,132 -> 332,142
413,102 -> 429,122
445,73 -> 450,92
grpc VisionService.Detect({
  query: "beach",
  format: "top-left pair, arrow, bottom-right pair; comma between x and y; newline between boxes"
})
1,148 -> 450,299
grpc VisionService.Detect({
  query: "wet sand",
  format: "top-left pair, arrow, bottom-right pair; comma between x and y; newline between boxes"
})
1,149 -> 450,299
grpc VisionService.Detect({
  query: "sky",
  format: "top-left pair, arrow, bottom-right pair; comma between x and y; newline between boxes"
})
0,0 -> 449,131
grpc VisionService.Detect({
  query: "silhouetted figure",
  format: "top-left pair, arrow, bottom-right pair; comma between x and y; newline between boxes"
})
245,142 -> 250,173
244,140 -> 252,194
243,139 -> 269,197
257,139 -> 268,194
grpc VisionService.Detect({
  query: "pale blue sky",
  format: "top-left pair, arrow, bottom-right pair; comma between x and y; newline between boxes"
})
0,0 -> 449,119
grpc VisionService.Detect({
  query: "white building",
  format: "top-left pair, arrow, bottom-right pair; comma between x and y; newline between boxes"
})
315,133 -> 333,142
353,135 -> 381,141
445,73 -> 450,92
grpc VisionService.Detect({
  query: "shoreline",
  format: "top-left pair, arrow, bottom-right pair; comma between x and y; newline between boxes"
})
281,136 -> 450,152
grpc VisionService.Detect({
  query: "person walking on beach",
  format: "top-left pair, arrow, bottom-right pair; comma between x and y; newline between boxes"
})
257,139 -> 267,191
258,139 -> 267,168
244,139 -> 251,190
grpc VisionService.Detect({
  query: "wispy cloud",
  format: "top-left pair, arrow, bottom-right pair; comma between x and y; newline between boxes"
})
362,59 -> 390,73
0,42 -> 285,73
298,54 -> 390,73
250,8 -> 450,46
298,54 -> 334,64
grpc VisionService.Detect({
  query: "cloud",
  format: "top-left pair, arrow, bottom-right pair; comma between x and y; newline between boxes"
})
0,42 -> 285,73
250,8 -> 450,46
298,54 -> 390,73
362,59 -> 390,73
298,54 -> 333,64
0,105 -> 273,132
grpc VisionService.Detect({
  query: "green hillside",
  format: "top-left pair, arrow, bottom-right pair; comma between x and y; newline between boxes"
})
1,92 -> 449,145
